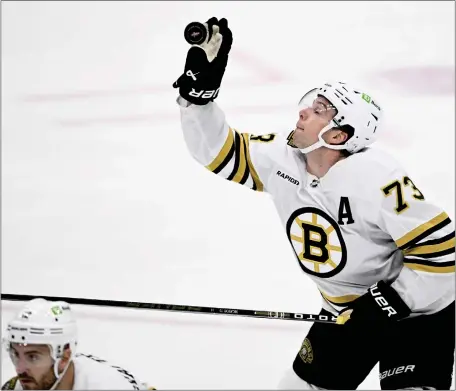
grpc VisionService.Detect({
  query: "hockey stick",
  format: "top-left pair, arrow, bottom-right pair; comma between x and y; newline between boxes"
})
1,293 -> 339,324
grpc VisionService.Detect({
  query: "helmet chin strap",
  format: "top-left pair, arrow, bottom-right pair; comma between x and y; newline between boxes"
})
49,354 -> 73,390
298,139 -> 323,154
298,123 -> 348,154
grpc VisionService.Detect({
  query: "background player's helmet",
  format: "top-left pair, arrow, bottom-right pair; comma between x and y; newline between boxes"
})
4,298 -> 78,379
297,81 -> 383,154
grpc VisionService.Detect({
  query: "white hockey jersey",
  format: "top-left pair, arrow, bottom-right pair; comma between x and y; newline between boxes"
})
2,353 -> 152,390
177,97 -> 455,317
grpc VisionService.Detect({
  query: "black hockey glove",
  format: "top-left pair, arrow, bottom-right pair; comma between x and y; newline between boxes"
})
173,17 -> 233,105
337,280 -> 411,327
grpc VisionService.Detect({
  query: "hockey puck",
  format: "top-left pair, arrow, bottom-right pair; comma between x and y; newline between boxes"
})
184,22 -> 207,45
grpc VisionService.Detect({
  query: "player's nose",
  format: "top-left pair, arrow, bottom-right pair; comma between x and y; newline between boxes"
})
16,360 -> 29,374
299,108 -> 309,120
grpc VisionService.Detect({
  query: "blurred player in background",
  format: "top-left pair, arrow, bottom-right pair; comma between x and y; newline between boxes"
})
173,17 -> 455,390
2,298 -> 155,390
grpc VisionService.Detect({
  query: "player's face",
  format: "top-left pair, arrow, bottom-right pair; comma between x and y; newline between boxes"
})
9,343 -> 57,390
293,96 -> 337,149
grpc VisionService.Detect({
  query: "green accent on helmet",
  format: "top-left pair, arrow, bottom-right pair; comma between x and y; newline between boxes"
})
51,306 -> 63,316
361,93 -> 371,103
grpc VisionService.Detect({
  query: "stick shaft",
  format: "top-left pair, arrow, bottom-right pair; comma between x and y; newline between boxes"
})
1,293 -> 338,324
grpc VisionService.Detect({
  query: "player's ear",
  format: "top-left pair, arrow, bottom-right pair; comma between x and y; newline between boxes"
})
328,129 -> 347,144
335,129 -> 349,143
57,345 -> 72,372
337,124 -> 355,143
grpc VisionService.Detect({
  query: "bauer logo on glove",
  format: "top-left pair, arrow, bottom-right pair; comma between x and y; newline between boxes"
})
337,280 -> 411,327
173,17 -> 233,106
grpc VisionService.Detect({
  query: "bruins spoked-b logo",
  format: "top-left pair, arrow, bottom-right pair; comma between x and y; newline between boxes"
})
286,207 -> 347,278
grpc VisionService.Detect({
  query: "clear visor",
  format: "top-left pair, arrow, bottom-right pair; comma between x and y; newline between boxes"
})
298,88 -> 338,122
5,342 -> 54,370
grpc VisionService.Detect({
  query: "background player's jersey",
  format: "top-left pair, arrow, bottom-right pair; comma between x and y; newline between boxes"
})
2,353 -> 150,390
177,97 -> 455,316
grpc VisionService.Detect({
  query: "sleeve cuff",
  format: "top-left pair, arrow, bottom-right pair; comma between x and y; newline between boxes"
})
176,95 -> 193,108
